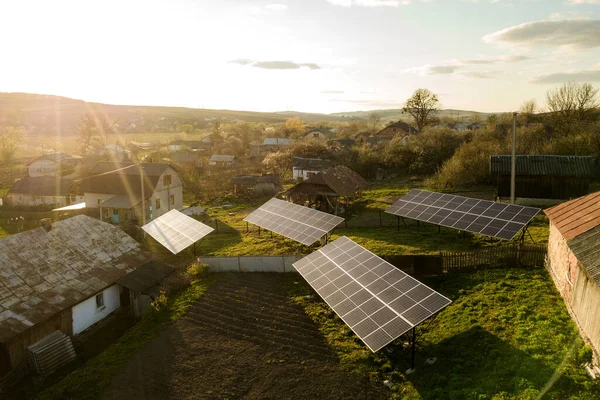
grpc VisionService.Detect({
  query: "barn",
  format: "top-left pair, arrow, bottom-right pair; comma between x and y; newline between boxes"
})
0,215 -> 172,384
284,165 -> 368,214
490,155 -> 595,202
545,192 -> 600,369
230,174 -> 281,196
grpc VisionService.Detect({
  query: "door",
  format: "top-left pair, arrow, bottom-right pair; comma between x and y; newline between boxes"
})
111,209 -> 120,224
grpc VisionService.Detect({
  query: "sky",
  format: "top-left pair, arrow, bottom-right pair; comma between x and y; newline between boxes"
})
0,0 -> 599,114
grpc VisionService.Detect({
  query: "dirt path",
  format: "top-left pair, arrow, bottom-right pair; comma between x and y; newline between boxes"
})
102,273 -> 388,400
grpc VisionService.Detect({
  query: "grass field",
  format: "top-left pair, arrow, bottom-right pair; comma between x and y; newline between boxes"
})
289,267 -> 599,399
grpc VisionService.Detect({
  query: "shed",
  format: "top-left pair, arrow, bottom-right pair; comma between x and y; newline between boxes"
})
209,154 -> 236,167
285,165 -> 368,214
490,155 -> 595,201
545,192 -> 600,369
230,174 -> 281,196
292,157 -> 328,181
0,215 -> 152,382
7,176 -> 82,207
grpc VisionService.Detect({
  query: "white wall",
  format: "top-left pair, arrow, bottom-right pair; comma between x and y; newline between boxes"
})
150,167 -> 183,218
292,168 -> 320,181
28,160 -> 58,177
72,284 -> 120,335
9,193 -> 67,207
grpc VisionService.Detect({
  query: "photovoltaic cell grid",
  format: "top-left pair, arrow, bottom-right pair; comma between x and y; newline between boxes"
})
243,198 -> 344,245
385,189 -> 540,240
142,209 -> 214,254
293,237 -> 452,352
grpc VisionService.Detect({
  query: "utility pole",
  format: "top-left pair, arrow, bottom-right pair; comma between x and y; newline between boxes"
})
140,162 -> 146,225
511,112 -> 517,204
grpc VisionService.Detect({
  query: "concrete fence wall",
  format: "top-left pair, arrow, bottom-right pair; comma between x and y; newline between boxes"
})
199,255 -> 303,273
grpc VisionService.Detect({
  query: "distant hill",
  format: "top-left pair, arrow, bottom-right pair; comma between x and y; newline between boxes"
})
0,92 -> 494,136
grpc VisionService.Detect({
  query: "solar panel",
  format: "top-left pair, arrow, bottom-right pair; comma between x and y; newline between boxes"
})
385,189 -> 540,241
142,209 -> 214,254
293,237 -> 451,352
244,198 -> 344,245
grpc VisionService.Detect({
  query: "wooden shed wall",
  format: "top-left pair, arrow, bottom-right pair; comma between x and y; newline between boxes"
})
3,308 -> 73,371
497,175 -> 589,200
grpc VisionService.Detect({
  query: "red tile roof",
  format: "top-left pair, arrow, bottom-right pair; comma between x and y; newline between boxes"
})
544,191 -> 600,241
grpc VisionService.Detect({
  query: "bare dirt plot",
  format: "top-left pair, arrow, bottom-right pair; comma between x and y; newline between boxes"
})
102,273 -> 388,400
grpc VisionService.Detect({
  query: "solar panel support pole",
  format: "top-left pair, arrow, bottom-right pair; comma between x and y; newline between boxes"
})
411,327 -> 416,370
510,112 -> 517,204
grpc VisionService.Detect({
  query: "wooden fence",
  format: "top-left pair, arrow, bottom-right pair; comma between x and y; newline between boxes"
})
441,244 -> 547,273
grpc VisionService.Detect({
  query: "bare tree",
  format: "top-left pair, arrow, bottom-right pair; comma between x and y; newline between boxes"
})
367,112 -> 382,133
519,99 -> 537,123
0,126 -> 27,163
403,89 -> 440,132
78,113 -> 98,153
545,82 -> 599,136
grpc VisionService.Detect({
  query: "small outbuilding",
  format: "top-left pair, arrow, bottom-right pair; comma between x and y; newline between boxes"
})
545,192 -> 600,369
230,174 -> 281,196
209,154 -> 236,167
292,157 -> 328,181
490,155 -> 595,202
284,165 -> 368,214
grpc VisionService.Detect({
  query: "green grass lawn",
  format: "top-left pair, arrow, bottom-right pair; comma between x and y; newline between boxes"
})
288,267 -> 599,400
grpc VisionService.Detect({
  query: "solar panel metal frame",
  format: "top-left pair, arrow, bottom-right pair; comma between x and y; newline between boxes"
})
243,198 -> 344,245
293,237 -> 452,352
142,209 -> 214,254
385,189 -> 540,241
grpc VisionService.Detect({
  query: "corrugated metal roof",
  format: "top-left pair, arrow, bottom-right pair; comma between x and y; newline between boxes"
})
544,191 -> 600,241
0,215 -> 150,342
567,225 -> 600,286
209,155 -> 236,162
9,177 -> 73,196
490,155 -> 596,177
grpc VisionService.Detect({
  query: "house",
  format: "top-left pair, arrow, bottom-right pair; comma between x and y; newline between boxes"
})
259,138 -> 295,156
80,162 -> 183,224
490,155 -> 595,202
285,165 -> 368,214
230,174 -> 281,196
6,177 -> 83,207
209,154 -> 236,167
304,131 -> 328,141
376,121 -> 417,137
26,153 -> 81,178
292,157 -> 328,181
0,215 -> 173,382
545,192 -> 600,368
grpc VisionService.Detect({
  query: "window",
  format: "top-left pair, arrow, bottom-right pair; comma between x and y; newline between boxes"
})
113,209 -> 119,216
95,293 -> 105,310
156,198 -> 161,209
170,194 -> 175,205
163,174 -> 172,185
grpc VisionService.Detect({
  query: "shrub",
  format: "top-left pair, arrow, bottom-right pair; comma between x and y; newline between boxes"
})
151,290 -> 168,311
186,263 -> 209,279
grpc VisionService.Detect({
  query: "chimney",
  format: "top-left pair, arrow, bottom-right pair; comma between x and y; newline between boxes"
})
40,218 -> 52,232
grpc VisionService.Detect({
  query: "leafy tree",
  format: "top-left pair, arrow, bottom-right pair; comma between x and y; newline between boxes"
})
0,126 -> 27,163
210,121 -> 224,146
284,117 -> 305,139
403,88 -> 440,132
545,82 -> 599,137
177,124 -> 194,134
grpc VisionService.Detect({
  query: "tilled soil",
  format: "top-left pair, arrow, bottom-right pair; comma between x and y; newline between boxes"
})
103,273 -> 388,400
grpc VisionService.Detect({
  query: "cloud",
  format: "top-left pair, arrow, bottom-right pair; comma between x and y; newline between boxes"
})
405,63 -> 462,75
331,98 -> 403,107
530,68 -> 600,84
463,55 -> 530,64
325,0 -> 411,7
229,59 -> 321,70
265,4 -> 288,11
483,19 -> 600,49
567,0 -> 600,4
462,71 -> 500,79
321,90 -> 345,94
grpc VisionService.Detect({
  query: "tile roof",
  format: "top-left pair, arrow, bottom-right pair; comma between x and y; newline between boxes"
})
567,225 -> 600,285
490,155 -> 596,177
9,177 -> 73,197
544,191 -> 600,241
0,215 -> 150,342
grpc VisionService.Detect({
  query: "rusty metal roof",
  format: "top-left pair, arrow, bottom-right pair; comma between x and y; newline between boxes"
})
490,155 -> 596,177
0,215 -> 150,342
568,225 -> 600,285
544,191 -> 600,241
288,165 -> 368,197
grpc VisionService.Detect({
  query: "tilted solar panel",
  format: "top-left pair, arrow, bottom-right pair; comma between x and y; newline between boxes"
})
293,237 -> 452,352
385,189 -> 540,240
244,198 -> 344,245
142,209 -> 214,254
